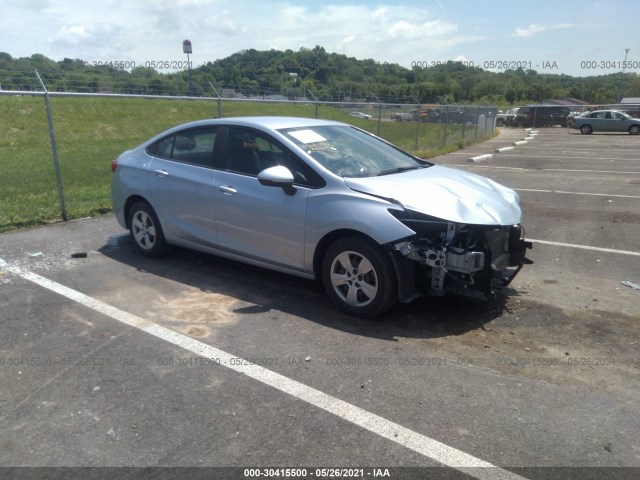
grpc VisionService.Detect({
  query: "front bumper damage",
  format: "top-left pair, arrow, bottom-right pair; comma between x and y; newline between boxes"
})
390,222 -> 533,302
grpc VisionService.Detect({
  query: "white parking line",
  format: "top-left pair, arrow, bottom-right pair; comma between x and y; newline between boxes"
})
0,259 -> 525,480
450,152 -> 640,163
449,164 -> 640,175
544,168 -> 640,174
528,240 -> 640,257
516,189 -> 640,199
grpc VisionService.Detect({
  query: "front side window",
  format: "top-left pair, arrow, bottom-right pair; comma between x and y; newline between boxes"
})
146,127 -> 217,167
224,127 -> 321,187
280,125 -> 431,178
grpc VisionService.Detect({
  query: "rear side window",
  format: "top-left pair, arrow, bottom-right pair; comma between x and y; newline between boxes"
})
146,127 -> 217,168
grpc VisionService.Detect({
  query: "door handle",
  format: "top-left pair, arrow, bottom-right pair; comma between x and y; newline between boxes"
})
154,169 -> 169,177
219,185 -> 237,195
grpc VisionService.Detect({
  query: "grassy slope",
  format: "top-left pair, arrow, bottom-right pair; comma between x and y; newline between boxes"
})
0,96 -> 492,232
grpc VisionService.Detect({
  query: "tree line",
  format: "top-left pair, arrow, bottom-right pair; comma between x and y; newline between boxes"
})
1,47 -> 639,105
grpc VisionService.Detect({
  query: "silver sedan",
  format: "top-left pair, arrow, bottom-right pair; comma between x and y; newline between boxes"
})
570,109 -> 640,135
111,117 -> 532,317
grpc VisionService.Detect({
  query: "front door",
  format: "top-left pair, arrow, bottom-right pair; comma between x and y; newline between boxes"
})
214,127 -> 312,272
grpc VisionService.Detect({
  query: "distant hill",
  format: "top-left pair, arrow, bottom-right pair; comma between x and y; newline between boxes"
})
1,48 -> 638,105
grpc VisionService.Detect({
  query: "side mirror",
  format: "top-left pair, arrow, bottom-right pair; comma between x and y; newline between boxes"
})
258,165 -> 296,195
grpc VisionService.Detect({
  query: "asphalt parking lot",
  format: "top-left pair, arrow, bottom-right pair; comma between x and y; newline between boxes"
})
1,126 -> 639,480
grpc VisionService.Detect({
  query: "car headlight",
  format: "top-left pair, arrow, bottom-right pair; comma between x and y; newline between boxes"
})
388,208 -> 449,237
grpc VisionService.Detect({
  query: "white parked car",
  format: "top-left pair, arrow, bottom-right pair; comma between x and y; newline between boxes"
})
349,112 -> 372,119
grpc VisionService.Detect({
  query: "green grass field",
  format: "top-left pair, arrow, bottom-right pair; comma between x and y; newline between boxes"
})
0,95 -> 493,232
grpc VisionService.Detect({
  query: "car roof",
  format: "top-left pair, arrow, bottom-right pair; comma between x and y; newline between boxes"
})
141,116 -> 351,148
165,116 -> 347,132
586,109 -> 625,114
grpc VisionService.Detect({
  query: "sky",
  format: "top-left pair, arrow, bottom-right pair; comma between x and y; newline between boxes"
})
1,0 -> 639,77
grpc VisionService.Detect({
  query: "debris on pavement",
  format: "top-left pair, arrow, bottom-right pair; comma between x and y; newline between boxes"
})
621,281 -> 640,291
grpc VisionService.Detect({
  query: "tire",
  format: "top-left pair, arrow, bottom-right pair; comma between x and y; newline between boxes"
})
496,119 -> 505,127
580,124 -> 593,135
322,236 -> 397,318
128,201 -> 171,257
629,124 -> 640,135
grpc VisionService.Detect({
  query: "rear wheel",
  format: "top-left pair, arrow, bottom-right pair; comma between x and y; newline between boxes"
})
128,201 -> 171,257
580,124 -> 593,135
629,124 -> 640,135
322,236 -> 397,318
496,119 -> 505,127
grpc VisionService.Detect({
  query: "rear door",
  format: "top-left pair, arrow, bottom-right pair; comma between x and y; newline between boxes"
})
587,111 -> 606,131
146,127 -> 219,247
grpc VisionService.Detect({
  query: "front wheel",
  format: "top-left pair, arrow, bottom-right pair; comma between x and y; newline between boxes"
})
128,201 -> 171,257
580,124 -> 593,135
322,236 -> 397,318
629,124 -> 640,135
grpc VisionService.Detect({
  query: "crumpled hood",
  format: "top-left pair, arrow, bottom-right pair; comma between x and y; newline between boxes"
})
344,165 -> 522,225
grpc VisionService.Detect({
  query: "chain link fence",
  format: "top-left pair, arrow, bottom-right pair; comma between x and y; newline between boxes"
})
0,73 -> 497,232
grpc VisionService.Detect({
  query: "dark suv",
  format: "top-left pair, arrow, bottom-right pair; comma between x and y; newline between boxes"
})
515,106 -> 571,127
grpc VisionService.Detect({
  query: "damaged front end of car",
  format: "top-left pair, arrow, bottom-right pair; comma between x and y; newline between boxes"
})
387,209 -> 533,302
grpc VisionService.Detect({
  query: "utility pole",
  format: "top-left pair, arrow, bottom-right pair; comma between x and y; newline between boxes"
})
618,48 -> 630,103
183,39 -> 193,96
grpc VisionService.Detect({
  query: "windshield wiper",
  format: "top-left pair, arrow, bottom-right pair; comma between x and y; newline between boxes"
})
377,165 -> 429,176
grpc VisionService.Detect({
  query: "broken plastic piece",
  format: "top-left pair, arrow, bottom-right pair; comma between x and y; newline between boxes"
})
621,281 -> 640,291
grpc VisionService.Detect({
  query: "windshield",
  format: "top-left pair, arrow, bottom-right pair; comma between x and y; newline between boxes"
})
279,125 -> 431,178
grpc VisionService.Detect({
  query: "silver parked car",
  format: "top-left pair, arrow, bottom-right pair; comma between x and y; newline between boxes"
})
112,117 -> 532,317
570,109 -> 640,135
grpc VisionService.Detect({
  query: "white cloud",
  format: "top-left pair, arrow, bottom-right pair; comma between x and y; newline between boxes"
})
52,25 -> 89,46
204,11 -> 247,36
4,0 -> 53,7
142,0 -> 218,7
336,34 -> 356,51
514,23 -> 574,37
281,5 -> 306,20
387,19 -> 457,39
372,7 -> 388,19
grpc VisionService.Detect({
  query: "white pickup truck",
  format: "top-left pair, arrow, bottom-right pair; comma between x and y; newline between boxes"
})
495,108 -> 519,127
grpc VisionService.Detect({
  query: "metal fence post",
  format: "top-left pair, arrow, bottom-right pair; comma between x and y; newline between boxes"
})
484,107 -> 490,135
475,106 -> 480,140
376,99 -> 382,137
415,103 -> 420,150
35,70 -> 67,221
207,81 -> 222,118
443,106 -> 449,146
306,89 -> 319,118
462,107 -> 467,140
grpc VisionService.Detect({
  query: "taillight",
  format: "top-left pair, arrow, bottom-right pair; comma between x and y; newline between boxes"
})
111,159 -> 118,173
